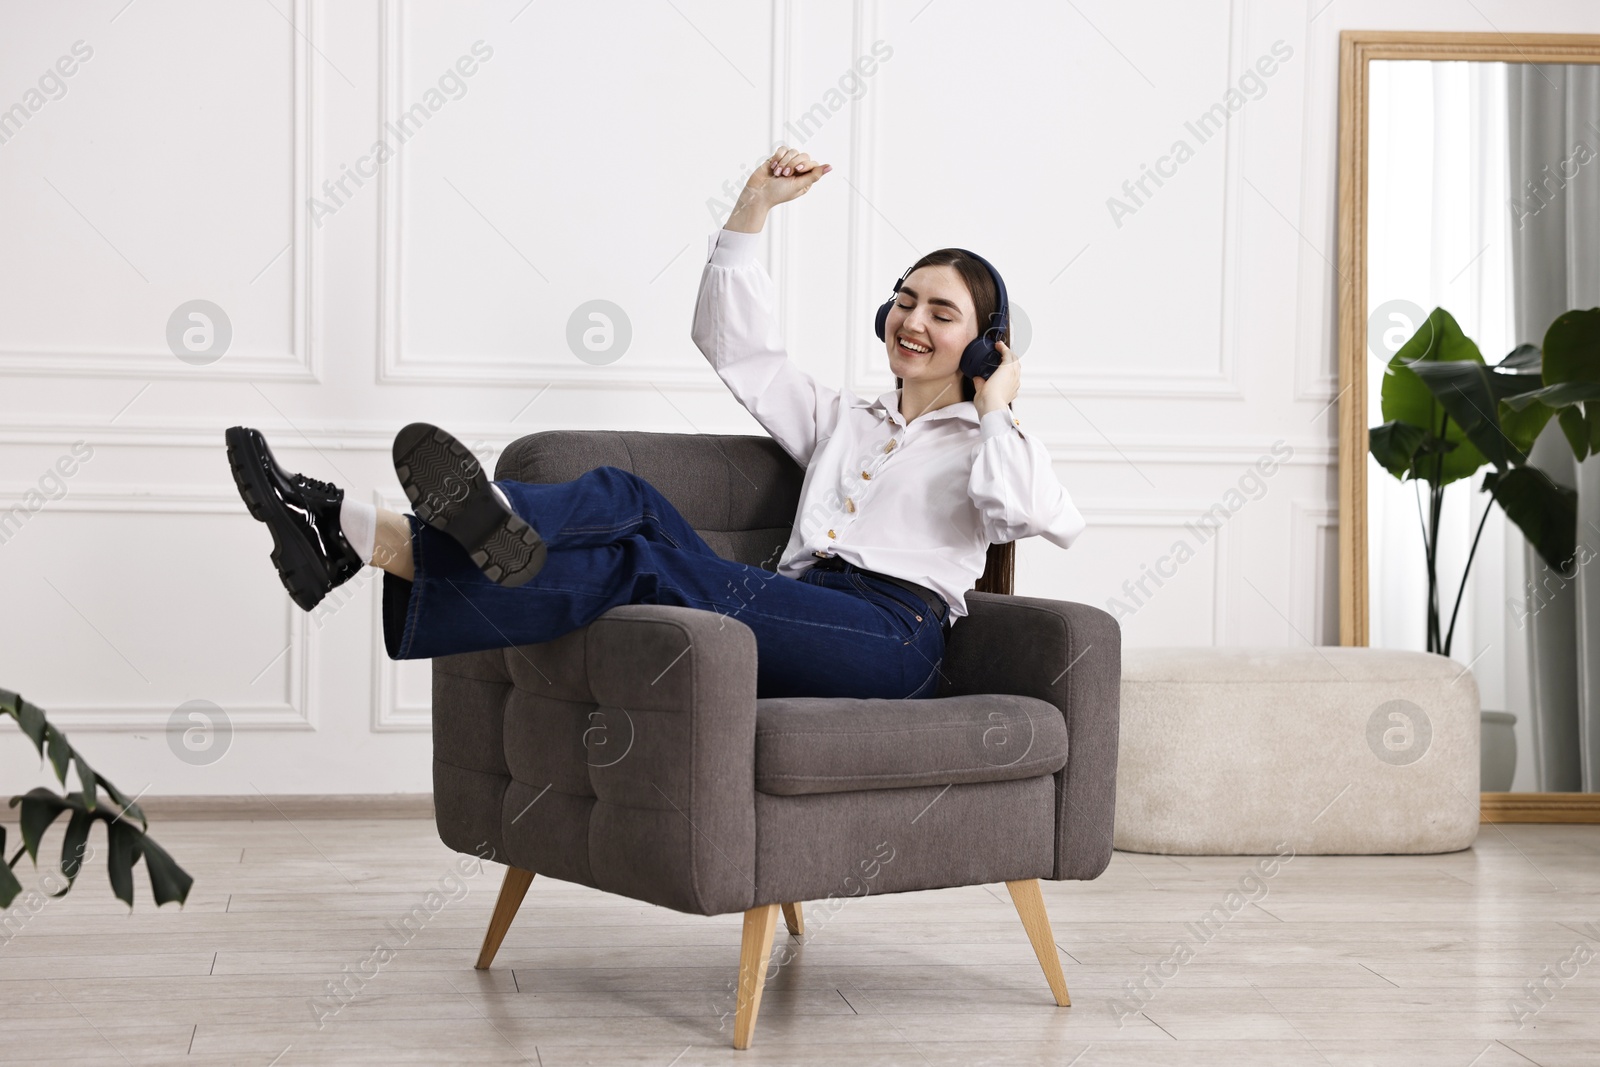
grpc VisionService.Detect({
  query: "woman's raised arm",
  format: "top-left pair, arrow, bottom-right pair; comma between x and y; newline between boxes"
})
691,147 -> 839,468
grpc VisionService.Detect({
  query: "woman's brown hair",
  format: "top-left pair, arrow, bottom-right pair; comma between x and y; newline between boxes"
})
890,248 -> 1011,405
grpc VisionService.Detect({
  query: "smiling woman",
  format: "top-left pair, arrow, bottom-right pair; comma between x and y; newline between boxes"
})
222,143 -> 1085,706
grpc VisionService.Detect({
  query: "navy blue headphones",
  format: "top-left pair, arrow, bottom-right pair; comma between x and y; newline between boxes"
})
873,248 -> 1010,380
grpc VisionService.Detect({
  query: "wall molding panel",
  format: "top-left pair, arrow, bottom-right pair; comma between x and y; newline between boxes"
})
0,0 -> 319,382
372,0 -> 759,388
842,0 -> 1249,402
1290,499 -> 1340,646
0,490 -> 316,732
1071,503 -> 1235,646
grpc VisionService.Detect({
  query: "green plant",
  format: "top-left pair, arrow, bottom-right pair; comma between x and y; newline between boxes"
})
1369,307 -> 1600,657
1,687 -> 192,910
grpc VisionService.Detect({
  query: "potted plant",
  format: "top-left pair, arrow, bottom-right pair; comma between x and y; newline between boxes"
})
2,687 -> 191,909
1370,306 -> 1600,793
1368,306 -> 1600,657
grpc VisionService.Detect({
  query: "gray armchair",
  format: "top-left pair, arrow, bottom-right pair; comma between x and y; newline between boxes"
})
431,429 -> 1121,1050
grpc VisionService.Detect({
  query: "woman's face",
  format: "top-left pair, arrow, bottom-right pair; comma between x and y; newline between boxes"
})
884,264 -> 976,388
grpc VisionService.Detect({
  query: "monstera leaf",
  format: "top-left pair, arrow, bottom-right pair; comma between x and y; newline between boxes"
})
1,687 -> 191,909
1379,308 -> 1493,485
1405,359 -> 1541,472
1502,309 -> 1600,461
1370,420 -> 1438,479
1375,309 -> 1565,483
1482,467 -> 1579,575
1492,343 -> 1563,459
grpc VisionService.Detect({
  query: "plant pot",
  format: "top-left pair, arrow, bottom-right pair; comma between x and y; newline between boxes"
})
1481,710 -> 1517,792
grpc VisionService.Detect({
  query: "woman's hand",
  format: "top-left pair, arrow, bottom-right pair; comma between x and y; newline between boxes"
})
725,146 -> 831,233
746,146 -> 831,206
972,340 -> 1021,418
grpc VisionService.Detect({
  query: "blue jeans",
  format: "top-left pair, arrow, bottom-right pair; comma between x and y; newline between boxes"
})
381,466 -> 948,700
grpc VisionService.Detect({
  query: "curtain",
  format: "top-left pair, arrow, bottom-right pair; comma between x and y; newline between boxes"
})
1508,63 -> 1600,793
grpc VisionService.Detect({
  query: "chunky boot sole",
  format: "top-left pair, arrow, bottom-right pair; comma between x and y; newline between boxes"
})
391,423 -> 547,587
226,426 -> 333,612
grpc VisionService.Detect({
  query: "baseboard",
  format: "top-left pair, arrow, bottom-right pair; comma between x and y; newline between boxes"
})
1480,792 -> 1600,824
133,794 -> 436,820
9,790 -> 1590,825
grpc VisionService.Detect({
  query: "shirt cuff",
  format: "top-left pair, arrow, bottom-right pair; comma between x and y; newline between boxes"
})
708,226 -> 763,267
979,407 -> 1019,441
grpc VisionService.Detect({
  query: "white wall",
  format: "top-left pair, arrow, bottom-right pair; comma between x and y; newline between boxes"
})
2,0 -> 1595,796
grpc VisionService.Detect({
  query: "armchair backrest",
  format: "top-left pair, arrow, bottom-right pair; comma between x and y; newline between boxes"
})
496,431 -> 804,569
495,429 -> 1013,592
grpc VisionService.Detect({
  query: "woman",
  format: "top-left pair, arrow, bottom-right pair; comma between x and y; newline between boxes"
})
225,146 -> 1085,700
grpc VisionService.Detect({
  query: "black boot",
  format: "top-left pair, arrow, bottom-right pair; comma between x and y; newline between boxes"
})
225,426 -> 364,612
391,423 -> 546,587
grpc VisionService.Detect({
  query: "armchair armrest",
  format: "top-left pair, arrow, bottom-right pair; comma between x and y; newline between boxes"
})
433,604 -> 760,917
938,592 -> 1121,880
432,601 -> 761,921
584,604 -> 759,916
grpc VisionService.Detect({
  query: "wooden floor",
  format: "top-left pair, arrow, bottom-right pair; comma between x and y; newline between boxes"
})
3,817 -> 1599,1065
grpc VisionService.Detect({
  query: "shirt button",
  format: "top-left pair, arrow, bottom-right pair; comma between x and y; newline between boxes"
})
828,529 -> 836,539
885,439 -> 896,452
846,498 -> 856,512
861,471 -> 871,480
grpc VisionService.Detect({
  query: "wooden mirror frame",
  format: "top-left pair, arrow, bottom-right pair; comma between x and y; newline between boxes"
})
1335,30 -> 1600,823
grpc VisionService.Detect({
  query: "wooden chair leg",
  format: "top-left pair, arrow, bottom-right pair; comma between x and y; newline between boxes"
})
475,866 -> 535,970
733,903 -> 780,1050
1004,878 -> 1071,1006
780,901 -> 804,937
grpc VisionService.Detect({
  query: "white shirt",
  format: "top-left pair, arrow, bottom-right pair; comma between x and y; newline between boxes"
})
690,225 -> 1086,621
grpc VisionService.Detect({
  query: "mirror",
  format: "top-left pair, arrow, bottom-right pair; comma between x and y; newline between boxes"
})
1336,32 -> 1600,818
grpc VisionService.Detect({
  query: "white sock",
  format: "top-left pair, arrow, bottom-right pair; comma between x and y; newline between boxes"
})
340,498 -> 377,565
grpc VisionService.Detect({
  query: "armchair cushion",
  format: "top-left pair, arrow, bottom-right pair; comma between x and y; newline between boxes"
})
753,694 -> 1069,796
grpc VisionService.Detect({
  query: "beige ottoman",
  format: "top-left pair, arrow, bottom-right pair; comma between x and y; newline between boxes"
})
1115,647 -> 1480,854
